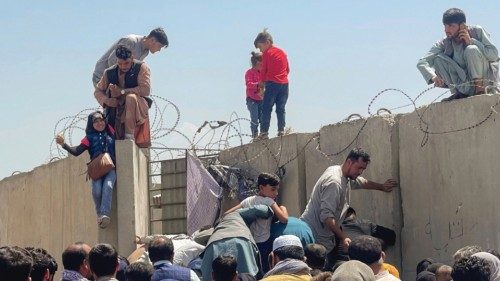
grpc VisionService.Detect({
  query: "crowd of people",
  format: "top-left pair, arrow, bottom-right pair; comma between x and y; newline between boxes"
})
2,236 -> 500,280
3,146 -> 499,281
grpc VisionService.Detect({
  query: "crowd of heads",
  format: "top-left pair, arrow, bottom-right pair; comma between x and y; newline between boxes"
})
0,242 -> 158,281
2,222 -> 500,281
414,244 -> 500,281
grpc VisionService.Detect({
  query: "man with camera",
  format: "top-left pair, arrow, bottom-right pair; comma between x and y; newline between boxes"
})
417,8 -> 498,101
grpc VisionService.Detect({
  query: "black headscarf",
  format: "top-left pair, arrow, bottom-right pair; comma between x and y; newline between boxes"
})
85,111 -> 108,135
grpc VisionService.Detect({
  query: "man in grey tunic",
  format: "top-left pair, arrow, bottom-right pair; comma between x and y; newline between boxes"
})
417,8 -> 498,101
201,205 -> 274,280
92,27 -> 168,85
300,148 -> 397,270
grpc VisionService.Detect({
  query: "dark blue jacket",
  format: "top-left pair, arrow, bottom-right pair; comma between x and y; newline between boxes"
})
84,127 -> 116,163
152,262 -> 191,281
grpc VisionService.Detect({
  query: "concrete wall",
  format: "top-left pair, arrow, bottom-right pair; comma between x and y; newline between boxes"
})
214,95 -> 500,280
399,95 -> 500,279
115,141 -> 150,257
3,95 -> 500,280
0,155 -> 98,281
0,140 -> 149,280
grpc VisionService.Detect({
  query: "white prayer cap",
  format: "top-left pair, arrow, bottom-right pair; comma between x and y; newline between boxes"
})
272,235 -> 303,251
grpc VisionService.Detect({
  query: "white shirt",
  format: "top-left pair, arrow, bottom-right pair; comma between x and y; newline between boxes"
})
375,270 -> 400,281
240,195 -> 275,243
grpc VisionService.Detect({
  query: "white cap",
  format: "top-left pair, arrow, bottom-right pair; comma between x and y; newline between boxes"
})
272,235 -> 303,251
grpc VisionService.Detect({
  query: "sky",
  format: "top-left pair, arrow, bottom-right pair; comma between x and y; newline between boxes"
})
1,1 -> 499,179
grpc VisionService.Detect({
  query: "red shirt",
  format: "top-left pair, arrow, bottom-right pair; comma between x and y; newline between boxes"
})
261,46 -> 289,84
245,68 -> 262,101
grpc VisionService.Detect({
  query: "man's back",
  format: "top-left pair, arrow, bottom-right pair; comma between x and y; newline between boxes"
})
152,262 -> 191,281
93,34 -> 148,84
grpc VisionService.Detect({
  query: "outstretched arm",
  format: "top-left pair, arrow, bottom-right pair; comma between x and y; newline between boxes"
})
224,203 -> 242,215
56,134 -> 87,157
362,179 -> 398,192
62,143 -> 87,157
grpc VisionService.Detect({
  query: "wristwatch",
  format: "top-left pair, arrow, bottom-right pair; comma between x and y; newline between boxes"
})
121,89 -> 126,95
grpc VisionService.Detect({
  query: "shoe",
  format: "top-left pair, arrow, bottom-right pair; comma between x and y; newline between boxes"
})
474,79 -> 485,95
99,215 -> 111,229
258,132 -> 269,140
250,133 -> 258,142
277,131 -> 285,137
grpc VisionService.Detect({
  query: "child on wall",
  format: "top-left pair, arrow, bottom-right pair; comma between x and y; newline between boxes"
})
225,172 -> 288,273
245,51 -> 264,140
254,29 -> 290,140
56,111 -> 116,228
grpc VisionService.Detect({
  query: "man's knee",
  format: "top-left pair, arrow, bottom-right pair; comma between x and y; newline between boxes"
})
433,56 -> 449,73
434,55 -> 448,67
125,93 -> 139,105
464,45 -> 483,58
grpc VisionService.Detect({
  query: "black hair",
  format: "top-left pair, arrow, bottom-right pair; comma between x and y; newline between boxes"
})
212,255 -> 237,281
348,235 -> 382,265
116,256 -> 129,281
416,258 -> 435,274
147,27 -> 169,47
346,148 -> 371,163
452,256 -> 490,281
88,243 -> 118,277
25,247 -> 58,281
273,245 -> 305,261
427,262 -> 445,274
443,8 -> 466,25
46,252 -> 58,277
250,51 -> 262,67
125,262 -> 154,281
0,246 -> 33,281
257,172 -> 280,187
115,45 -> 133,60
254,28 -> 273,48
345,207 -> 356,218
304,244 -> 327,269
148,237 -> 174,263
62,243 -> 88,271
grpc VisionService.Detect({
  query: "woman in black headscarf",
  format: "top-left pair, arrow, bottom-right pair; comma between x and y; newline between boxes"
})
56,111 -> 116,228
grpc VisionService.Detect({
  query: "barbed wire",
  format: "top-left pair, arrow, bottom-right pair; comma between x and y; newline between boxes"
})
47,79 -> 499,182
221,79 -> 500,176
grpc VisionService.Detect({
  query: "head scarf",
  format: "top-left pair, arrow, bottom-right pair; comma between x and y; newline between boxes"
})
473,252 -> 500,281
85,111 -> 106,135
416,271 -> 436,281
331,260 -> 376,281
